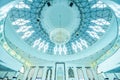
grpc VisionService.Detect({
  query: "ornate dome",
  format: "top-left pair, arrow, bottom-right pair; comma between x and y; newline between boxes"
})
3,0 -> 118,61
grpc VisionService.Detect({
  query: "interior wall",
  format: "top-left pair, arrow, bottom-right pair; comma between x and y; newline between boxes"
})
97,48 -> 120,73
15,62 -> 99,80
0,45 -> 23,71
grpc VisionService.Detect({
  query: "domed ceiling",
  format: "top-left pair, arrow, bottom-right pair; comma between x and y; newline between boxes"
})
3,0 -> 118,61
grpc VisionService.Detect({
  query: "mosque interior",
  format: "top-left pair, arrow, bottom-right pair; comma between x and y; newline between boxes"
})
0,0 -> 120,80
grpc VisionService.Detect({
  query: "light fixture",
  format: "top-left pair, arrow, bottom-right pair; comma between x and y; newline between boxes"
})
19,66 -> 25,74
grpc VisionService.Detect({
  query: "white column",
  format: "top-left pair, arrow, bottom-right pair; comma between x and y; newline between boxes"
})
73,67 -> 78,80
32,66 -> 39,80
42,67 -> 47,80
91,67 -> 99,80
82,66 -> 89,80
15,71 -> 20,80
23,67 -> 30,80
102,73 -> 107,78
15,71 -> 20,77
66,67 -> 68,80
52,67 -> 55,80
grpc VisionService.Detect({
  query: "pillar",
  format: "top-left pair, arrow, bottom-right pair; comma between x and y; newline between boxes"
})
82,66 -> 89,80
32,66 -> 39,80
42,67 -> 47,80
23,67 -> 30,80
91,67 -> 99,80
73,67 -> 78,80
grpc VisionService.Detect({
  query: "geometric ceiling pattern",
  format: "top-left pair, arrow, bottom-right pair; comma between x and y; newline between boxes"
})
7,0 -> 113,55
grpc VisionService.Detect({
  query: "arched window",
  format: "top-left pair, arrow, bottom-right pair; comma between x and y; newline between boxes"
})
68,67 -> 74,78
